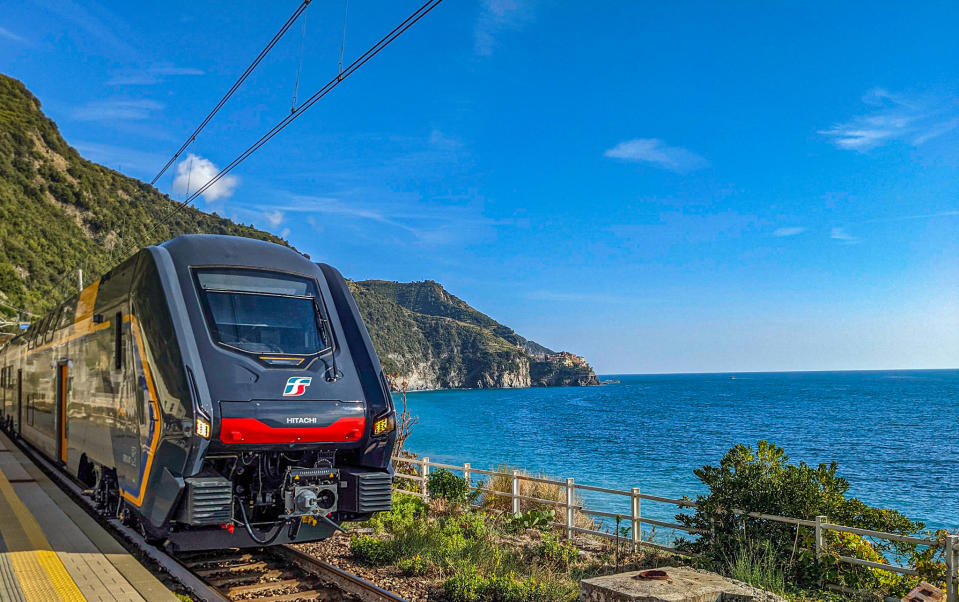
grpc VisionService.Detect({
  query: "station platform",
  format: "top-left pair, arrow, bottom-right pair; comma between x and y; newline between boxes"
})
0,430 -> 177,601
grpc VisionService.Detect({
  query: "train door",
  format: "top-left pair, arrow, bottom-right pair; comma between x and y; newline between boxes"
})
56,361 -> 68,464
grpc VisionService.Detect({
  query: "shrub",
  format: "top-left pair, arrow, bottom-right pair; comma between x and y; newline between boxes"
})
482,573 -> 525,601
675,441 -> 933,594
444,566 -> 486,602
397,554 -> 429,576
349,535 -> 396,565
456,511 -> 492,540
368,492 -> 426,534
532,533 -> 579,569
429,469 -> 473,505
444,568 -> 570,602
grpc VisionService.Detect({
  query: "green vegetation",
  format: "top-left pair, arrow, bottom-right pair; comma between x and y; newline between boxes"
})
676,440 -> 949,598
359,279 -> 550,355
504,509 -> 556,533
428,469 -> 476,505
727,538 -> 787,594
354,493 -> 584,601
0,74 -> 283,319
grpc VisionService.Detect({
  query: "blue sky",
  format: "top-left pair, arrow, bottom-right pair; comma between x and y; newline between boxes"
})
2,1 -> 957,373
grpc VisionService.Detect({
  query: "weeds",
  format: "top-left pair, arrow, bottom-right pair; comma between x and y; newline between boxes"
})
727,539 -> 787,594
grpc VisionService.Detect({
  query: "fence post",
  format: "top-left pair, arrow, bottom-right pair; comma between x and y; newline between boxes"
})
565,478 -> 575,541
420,457 -> 430,499
511,470 -> 521,515
631,487 -> 641,552
463,462 -> 471,487
946,534 -> 958,602
815,515 -> 826,559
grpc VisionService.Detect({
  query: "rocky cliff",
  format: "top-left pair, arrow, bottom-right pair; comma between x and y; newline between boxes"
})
353,280 -> 599,390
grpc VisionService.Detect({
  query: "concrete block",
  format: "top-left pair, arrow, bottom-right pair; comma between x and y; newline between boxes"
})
580,566 -> 786,602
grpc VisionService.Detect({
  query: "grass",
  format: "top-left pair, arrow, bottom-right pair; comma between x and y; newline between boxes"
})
481,466 -> 594,531
726,538 -> 787,594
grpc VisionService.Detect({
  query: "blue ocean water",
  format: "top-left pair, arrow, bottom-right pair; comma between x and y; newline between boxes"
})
400,370 -> 958,535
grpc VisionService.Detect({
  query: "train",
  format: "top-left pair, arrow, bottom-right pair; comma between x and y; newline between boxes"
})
0,235 -> 397,551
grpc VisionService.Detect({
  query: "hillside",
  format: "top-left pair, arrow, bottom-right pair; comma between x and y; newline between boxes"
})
0,73 -> 597,390
354,280 -> 599,389
0,75 -> 284,317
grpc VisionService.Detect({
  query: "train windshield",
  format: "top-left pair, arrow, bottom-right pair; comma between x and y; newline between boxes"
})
194,268 -> 330,355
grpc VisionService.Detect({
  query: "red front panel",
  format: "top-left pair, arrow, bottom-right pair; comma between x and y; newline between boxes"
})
219,416 -> 366,444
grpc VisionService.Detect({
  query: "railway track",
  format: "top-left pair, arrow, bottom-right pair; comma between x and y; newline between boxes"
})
178,545 -> 406,602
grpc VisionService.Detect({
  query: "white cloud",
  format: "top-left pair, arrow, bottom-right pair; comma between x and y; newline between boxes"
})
0,26 -> 26,43
830,227 -> 859,244
474,0 -> 534,56
171,153 -> 237,202
604,138 -> 709,172
773,227 -> 806,237
280,228 -> 291,239
108,64 -> 205,86
73,98 -> 163,122
820,88 -> 959,151
264,210 -> 284,227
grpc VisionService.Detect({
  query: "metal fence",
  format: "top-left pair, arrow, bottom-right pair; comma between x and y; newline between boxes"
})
392,455 -> 959,602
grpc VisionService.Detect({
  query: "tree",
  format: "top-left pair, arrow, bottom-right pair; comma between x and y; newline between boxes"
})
675,441 -> 942,595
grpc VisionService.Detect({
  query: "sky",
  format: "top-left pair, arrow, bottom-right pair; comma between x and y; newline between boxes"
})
1,1 -> 957,374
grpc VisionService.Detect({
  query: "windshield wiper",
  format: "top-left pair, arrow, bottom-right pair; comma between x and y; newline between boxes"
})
313,299 -> 340,382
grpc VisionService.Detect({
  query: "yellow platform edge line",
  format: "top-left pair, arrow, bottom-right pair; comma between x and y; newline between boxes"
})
0,468 -> 86,601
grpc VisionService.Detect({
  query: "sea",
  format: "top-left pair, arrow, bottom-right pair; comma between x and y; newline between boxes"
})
399,370 -> 958,537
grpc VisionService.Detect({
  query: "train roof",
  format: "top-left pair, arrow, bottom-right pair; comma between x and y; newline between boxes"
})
158,234 -> 315,274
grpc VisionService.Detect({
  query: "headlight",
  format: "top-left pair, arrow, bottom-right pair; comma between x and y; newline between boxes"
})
196,416 -> 211,439
372,413 -> 395,436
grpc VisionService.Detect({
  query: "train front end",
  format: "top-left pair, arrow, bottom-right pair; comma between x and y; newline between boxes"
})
156,235 -> 396,551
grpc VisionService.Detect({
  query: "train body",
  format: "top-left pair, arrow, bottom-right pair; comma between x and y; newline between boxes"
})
0,235 -> 396,550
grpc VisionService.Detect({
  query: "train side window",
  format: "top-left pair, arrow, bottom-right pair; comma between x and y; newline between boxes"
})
114,312 -> 123,370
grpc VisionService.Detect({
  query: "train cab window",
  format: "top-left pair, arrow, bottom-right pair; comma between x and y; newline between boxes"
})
193,268 -> 330,356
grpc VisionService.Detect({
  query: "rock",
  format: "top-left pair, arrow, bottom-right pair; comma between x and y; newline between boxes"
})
580,566 -> 785,602
903,581 -> 945,602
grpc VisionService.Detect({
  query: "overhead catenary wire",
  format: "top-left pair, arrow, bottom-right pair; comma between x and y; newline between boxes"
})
147,0 -> 443,237
291,11 -> 308,113
149,0 -> 313,186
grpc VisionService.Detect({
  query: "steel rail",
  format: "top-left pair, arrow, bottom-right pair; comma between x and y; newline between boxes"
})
274,545 -> 409,602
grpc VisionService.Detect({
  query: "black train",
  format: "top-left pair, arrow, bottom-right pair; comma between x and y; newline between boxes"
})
0,235 -> 396,550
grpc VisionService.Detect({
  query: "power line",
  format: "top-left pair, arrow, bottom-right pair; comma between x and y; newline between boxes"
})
291,10 -> 308,113
149,0 -> 313,186
147,0 -> 443,238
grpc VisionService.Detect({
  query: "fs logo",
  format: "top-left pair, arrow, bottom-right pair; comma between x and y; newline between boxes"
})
283,377 -> 312,397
